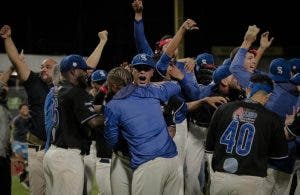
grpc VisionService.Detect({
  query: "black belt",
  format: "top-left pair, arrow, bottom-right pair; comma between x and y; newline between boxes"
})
99,158 -> 111,164
28,144 -> 45,152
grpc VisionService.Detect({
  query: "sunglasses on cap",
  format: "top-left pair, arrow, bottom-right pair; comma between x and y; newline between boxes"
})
134,65 -> 153,72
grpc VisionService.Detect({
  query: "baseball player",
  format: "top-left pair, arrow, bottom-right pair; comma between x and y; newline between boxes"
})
205,74 -> 288,195
230,25 -> 299,195
89,69 -> 112,195
104,66 -> 183,195
43,54 -> 104,195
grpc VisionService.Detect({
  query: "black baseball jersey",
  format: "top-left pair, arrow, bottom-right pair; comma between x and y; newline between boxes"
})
53,81 -> 98,154
287,111 -> 300,137
205,101 -> 288,177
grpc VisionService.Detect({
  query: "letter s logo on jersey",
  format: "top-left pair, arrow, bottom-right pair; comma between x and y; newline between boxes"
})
277,66 -> 283,75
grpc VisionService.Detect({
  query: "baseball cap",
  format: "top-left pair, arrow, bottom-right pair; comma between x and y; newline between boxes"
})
131,53 -> 155,68
91,69 -> 107,82
60,54 -> 93,73
195,53 -> 215,72
290,73 -> 300,85
212,63 -> 231,84
268,58 -> 291,82
289,58 -> 300,73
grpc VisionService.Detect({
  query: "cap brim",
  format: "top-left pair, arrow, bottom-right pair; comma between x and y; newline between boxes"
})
132,64 -> 154,68
269,73 -> 289,82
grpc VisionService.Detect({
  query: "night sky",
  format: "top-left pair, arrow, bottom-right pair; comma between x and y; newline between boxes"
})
0,0 -> 299,69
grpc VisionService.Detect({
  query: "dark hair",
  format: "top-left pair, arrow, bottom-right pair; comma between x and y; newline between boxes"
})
19,103 -> 28,110
159,35 -> 173,41
250,74 -> 274,91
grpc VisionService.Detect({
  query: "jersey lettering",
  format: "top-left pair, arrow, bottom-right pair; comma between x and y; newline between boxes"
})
220,119 -> 238,153
236,123 -> 255,156
220,119 -> 255,156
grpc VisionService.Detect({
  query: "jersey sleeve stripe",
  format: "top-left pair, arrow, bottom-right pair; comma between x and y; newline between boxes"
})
81,114 -> 99,124
286,126 -> 297,137
172,102 -> 185,122
269,155 -> 289,160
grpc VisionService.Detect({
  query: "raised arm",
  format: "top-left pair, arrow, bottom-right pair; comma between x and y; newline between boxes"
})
86,30 -> 108,68
132,0 -> 143,21
241,25 -> 260,50
165,19 -> 198,58
230,25 -> 260,88
255,31 -> 274,67
0,25 -> 30,81
132,0 -> 153,56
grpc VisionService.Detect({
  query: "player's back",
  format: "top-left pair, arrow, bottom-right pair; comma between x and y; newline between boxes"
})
206,101 -> 288,177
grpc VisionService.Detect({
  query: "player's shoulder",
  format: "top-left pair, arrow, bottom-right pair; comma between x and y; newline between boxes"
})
266,109 -> 283,121
216,100 -> 242,112
252,103 -> 283,124
254,102 -> 280,119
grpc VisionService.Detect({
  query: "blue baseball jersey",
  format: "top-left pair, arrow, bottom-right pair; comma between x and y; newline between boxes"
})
104,82 -> 180,169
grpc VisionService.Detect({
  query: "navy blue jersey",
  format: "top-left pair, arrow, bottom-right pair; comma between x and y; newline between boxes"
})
205,101 -> 288,177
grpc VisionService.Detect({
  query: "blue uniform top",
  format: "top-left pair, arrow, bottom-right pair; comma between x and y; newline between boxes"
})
230,48 -> 252,89
133,20 -> 190,124
156,53 -> 213,101
230,48 -> 299,118
134,19 -> 154,56
265,83 -> 299,119
104,82 -> 180,169
134,19 -> 213,101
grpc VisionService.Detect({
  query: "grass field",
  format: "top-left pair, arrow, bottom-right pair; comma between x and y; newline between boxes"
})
12,176 -> 98,195
12,176 -> 29,195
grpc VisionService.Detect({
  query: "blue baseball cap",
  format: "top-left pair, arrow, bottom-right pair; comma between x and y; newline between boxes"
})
195,53 -> 214,67
131,53 -> 155,68
268,58 -> 291,82
91,69 -> 107,82
195,53 -> 215,73
212,64 -> 231,84
289,58 -> 300,73
60,54 -> 93,73
290,73 -> 300,85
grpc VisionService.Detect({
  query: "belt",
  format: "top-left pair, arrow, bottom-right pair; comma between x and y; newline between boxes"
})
28,144 -> 45,152
99,158 -> 111,164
